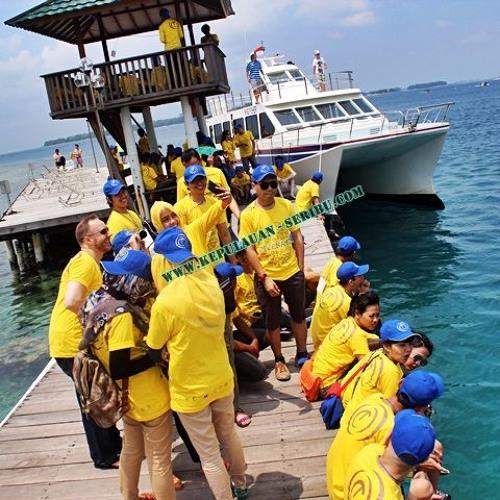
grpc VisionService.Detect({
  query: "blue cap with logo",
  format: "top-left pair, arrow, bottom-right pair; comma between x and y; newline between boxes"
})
103,177 -> 126,197
184,164 -> 206,183
380,319 -> 420,342
336,261 -> 369,281
214,262 -> 243,280
336,236 -> 361,256
154,227 -> 195,264
112,230 -> 134,255
391,409 -> 436,465
399,371 -> 445,407
252,164 -> 277,182
312,172 -> 324,182
101,248 -> 152,281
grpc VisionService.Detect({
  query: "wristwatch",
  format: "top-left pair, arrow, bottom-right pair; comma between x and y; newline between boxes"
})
257,273 -> 267,283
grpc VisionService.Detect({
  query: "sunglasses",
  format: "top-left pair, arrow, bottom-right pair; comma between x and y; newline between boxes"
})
88,226 -> 109,236
413,354 -> 428,366
259,180 -> 278,190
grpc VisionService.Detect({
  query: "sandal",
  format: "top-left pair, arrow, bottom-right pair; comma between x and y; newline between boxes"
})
173,474 -> 184,491
138,493 -> 156,500
235,409 -> 252,428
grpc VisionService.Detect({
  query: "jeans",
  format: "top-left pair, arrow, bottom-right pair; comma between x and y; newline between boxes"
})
56,357 -> 122,469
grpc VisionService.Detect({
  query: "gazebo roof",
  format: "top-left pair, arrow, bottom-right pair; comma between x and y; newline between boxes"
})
5,0 -> 234,45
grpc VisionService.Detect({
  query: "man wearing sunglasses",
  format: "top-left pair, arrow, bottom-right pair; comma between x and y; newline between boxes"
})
239,165 -> 308,381
48,215 -> 122,470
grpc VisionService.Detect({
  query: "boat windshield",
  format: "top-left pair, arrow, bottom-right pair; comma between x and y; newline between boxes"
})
275,109 -> 300,125
315,103 -> 346,120
295,106 -> 321,122
268,72 -> 290,84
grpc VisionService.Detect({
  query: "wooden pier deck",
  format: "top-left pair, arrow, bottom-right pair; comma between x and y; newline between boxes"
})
0,219 -> 335,499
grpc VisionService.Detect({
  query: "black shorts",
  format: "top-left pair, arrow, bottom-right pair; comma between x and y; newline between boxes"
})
255,270 -> 306,330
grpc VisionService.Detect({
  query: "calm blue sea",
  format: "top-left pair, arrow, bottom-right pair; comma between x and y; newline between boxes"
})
0,83 -> 499,498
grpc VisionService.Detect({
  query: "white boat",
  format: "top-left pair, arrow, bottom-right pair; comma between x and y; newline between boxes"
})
206,51 -> 453,208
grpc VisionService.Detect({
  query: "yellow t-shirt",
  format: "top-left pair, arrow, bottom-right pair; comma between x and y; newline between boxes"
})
345,443 -> 403,500
231,172 -> 251,187
273,163 -> 295,180
147,270 -> 233,413
239,198 -> 300,281
317,255 -> 342,297
138,136 -> 150,155
151,200 -> 226,291
327,394 -> 394,500
312,317 -> 373,389
141,163 -> 158,191
48,251 -> 102,358
93,313 -> 170,422
234,131 -> 254,158
176,166 -> 229,201
107,209 -> 142,240
311,284 -> 351,350
295,179 -> 320,213
170,157 -> 185,179
174,195 -> 227,264
222,139 -> 236,162
342,349 -> 404,412
235,271 -> 260,319
159,18 -> 184,50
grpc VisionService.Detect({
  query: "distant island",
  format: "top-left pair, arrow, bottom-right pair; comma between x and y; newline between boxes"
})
407,80 -> 447,90
43,115 -> 184,147
366,87 -> 402,95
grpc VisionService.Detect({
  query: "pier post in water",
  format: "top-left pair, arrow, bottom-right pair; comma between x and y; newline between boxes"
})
32,232 -> 44,265
4,239 -> 18,269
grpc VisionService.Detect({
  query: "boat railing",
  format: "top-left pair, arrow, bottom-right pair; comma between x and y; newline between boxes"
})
403,102 -> 454,127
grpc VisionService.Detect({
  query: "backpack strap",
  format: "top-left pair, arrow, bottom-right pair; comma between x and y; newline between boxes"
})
339,351 -> 378,395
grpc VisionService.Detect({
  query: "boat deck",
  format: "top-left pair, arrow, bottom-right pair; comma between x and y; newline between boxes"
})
0,219 -> 335,499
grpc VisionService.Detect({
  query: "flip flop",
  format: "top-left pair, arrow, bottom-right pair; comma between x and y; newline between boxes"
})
138,493 -> 156,500
235,409 -> 252,428
173,474 -> 184,491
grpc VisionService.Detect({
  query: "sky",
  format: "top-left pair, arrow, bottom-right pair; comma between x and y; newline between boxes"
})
0,0 -> 499,154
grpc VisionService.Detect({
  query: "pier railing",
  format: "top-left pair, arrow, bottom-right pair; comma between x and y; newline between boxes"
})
42,44 -> 229,119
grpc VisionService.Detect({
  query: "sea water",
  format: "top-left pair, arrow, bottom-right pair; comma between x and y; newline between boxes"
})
0,83 -> 499,498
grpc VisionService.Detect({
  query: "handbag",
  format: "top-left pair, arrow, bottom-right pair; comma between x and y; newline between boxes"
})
299,358 -> 322,402
319,353 -> 376,430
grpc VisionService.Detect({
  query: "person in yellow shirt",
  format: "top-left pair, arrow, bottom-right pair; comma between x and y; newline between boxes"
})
83,249 -> 174,499
231,166 -> 251,205
140,152 -> 173,194
221,130 -> 237,168
311,261 -> 369,350
341,320 -> 422,412
239,165 -> 307,381
233,124 -> 256,172
103,178 -> 142,240
175,164 -> 235,266
345,410 -> 436,500
327,370 -> 445,499
137,128 -> 150,156
169,146 -> 185,179
295,171 -> 323,212
159,8 -> 183,50
317,236 -> 361,297
147,227 -> 248,500
311,291 -> 380,392
48,215 -> 121,469
273,156 -> 297,198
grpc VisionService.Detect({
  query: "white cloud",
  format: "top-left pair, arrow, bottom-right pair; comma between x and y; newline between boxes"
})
435,19 -> 451,29
461,32 -> 489,44
338,10 -> 376,27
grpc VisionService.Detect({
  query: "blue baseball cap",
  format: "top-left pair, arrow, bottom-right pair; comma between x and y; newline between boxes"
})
380,319 -> 420,342
235,165 -> 244,172
154,227 -> 195,264
399,371 -> 445,407
103,178 -> 126,197
174,146 -> 183,155
336,261 -> 369,281
391,410 -> 436,465
337,236 -> 361,256
184,164 -> 206,183
112,230 -> 134,255
214,262 -> 243,280
160,8 -> 170,18
101,248 -> 152,281
252,164 -> 277,182
312,172 -> 324,182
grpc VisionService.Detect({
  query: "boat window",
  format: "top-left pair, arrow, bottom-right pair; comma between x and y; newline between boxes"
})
233,118 -> 244,132
289,70 -> 303,80
213,123 -> 223,143
295,106 -> 321,123
223,121 -> 230,134
245,115 -> 259,138
259,112 -> 275,137
316,103 -> 346,120
338,100 -> 360,116
267,72 -> 289,84
275,109 -> 300,126
353,98 -> 375,113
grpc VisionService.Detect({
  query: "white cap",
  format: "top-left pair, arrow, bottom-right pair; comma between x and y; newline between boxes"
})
314,50 -> 320,55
